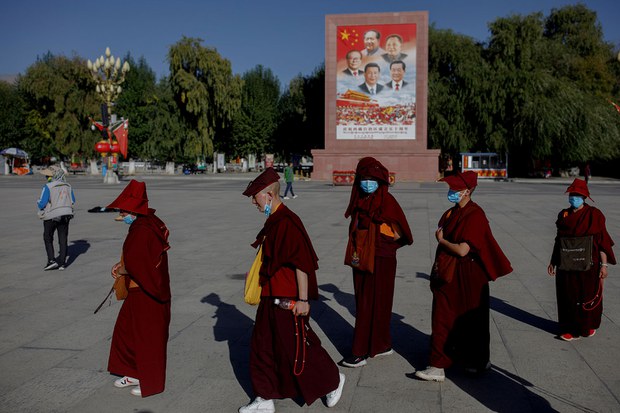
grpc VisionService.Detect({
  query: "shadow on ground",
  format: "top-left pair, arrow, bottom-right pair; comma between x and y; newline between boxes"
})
201,293 -> 254,398
65,239 -> 90,267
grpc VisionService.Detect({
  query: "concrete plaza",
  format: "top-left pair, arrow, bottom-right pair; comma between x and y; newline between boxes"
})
0,173 -> 618,413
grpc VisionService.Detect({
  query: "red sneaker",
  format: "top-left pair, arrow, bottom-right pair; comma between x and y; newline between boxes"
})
586,329 -> 596,337
559,333 -> 580,341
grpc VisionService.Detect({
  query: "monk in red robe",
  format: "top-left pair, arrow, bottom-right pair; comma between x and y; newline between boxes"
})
547,178 -> 615,341
341,157 -> 413,368
106,180 -> 171,397
239,168 -> 345,413
416,171 -> 512,382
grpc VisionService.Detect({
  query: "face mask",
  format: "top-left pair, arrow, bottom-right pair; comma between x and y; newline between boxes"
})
568,196 -> 584,209
123,214 -> 136,225
264,199 -> 273,216
360,180 -> 379,194
447,189 -> 463,203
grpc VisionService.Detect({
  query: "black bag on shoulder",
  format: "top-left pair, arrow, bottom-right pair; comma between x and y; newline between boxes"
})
558,236 -> 593,272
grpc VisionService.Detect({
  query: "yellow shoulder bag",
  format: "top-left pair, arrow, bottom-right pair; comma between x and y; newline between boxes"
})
244,244 -> 263,305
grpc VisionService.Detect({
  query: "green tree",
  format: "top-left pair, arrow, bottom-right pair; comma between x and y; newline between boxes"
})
115,55 -> 158,160
225,65 -> 281,158
141,77 -> 189,162
485,8 -> 620,175
0,81 -> 25,149
168,36 -> 242,159
274,64 -> 324,158
427,27 -> 494,155
17,53 -> 99,161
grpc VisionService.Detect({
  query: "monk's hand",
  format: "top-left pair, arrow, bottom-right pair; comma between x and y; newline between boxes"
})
435,227 -> 443,243
547,263 -> 556,276
293,301 -> 310,317
599,265 -> 608,279
111,262 -> 122,279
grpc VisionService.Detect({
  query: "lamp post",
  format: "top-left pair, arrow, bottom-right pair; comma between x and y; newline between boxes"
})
87,47 -> 130,184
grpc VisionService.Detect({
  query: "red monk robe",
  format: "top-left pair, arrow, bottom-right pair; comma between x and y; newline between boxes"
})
551,204 -> 616,336
249,204 -> 340,405
430,201 -> 512,371
108,208 -> 171,397
344,157 -> 413,362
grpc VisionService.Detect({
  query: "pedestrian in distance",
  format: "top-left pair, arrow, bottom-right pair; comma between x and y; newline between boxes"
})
341,157 -> 413,368
37,165 -> 75,271
416,171 -> 512,382
106,180 -> 172,397
283,162 -> 297,199
547,178 -> 615,341
239,167 -> 345,413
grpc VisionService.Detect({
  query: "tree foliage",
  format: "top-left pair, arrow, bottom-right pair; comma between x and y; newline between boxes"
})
16,53 -> 99,161
224,65 -> 281,157
168,36 -> 242,159
0,81 -> 25,150
428,5 -> 620,176
274,64 -> 325,158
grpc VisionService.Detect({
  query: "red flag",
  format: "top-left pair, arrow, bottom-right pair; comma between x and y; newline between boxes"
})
338,27 -> 362,50
113,119 -> 129,158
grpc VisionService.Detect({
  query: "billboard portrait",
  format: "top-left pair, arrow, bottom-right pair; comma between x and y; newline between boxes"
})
336,24 -> 417,140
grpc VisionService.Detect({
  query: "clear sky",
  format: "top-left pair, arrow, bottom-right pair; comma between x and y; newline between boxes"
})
1,0 -> 618,87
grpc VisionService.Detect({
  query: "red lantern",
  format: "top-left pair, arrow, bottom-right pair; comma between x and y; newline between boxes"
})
109,140 -> 120,154
95,140 -> 111,157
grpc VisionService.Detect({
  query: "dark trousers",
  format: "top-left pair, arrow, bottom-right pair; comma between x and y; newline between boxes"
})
43,216 -> 70,264
284,182 -> 295,197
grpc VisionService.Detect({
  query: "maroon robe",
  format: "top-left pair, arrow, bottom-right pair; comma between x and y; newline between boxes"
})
551,204 -> 616,336
108,209 -> 171,397
345,157 -> 414,358
430,201 -> 512,370
249,204 -> 339,405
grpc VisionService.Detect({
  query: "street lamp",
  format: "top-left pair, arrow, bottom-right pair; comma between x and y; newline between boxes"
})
87,47 -> 130,184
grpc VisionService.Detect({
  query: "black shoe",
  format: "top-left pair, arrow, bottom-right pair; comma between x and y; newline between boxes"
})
340,355 -> 367,368
44,261 -> 59,271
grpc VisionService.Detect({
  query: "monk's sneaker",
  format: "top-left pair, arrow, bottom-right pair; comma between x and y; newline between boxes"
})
326,373 -> 345,407
114,376 -> 140,388
415,366 -> 445,382
238,397 -> 275,413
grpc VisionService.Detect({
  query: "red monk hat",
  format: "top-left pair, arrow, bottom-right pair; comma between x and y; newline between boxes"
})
439,171 -> 478,191
243,167 -> 280,197
107,179 -> 149,215
565,178 -> 594,201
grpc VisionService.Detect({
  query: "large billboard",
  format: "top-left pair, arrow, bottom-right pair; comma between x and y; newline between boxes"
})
336,24 -> 417,140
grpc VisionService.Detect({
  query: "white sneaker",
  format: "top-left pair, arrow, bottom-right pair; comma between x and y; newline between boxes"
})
238,397 -> 275,413
293,195 -> 298,199
372,348 -> 394,358
326,373 -> 345,407
283,196 -> 290,200
415,366 -> 445,382
114,376 -> 140,388
130,386 -> 142,396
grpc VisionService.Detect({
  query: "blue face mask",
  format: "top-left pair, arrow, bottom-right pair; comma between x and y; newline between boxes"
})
123,214 -> 136,225
264,199 -> 273,216
568,196 -> 584,209
447,189 -> 462,203
360,180 -> 379,194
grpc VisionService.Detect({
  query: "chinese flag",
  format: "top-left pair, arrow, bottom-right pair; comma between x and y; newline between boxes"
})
113,120 -> 129,159
338,27 -> 362,50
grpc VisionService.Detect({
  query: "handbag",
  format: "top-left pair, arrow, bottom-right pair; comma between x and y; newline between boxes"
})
558,236 -> 593,272
431,250 -> 458,283
344,221 -> 376,274
245,244 -> 263,305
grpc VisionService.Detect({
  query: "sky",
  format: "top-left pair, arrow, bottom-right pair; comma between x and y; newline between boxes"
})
1,0 -> 619,87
